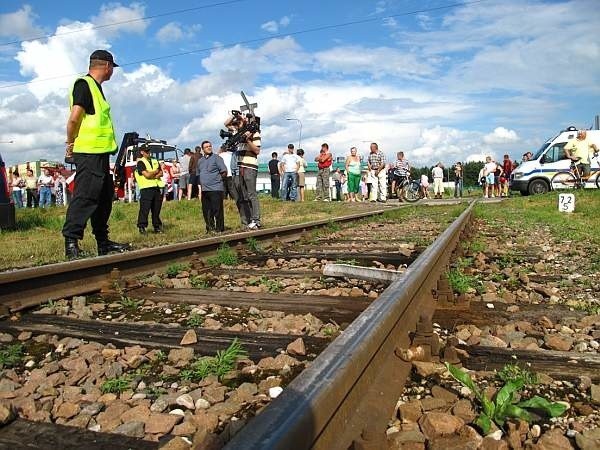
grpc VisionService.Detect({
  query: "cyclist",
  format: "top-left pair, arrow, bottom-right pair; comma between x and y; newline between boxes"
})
564,130 -> 598,179
391,151 -> 410,201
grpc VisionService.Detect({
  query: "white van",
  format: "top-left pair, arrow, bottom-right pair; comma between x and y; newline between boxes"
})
510,127 -> 600,195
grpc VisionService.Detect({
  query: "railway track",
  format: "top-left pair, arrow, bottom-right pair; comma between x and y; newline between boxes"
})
0,199 -> 597,449
0,204 -> 460,448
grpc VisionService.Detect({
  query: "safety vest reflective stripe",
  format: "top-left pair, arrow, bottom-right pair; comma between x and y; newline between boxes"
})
70,77 -> 117,154
134,158 -> 165,189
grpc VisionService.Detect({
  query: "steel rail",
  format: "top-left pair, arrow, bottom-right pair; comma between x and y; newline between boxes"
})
226,201 -> 475,450
0,208 -> 389,312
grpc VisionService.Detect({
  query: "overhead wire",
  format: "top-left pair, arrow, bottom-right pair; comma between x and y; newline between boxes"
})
0,0 -> 491,90
0,0 -> 250,48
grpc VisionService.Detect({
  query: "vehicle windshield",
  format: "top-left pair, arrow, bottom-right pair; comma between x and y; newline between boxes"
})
532,142 -> 550,160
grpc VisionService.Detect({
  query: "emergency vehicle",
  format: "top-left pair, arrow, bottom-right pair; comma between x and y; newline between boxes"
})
510,126 -> 600,195
113,132 -> 178,202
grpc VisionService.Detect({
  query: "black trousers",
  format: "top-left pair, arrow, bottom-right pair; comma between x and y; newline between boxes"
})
223,176 -> 237,201
137,187 -> 163,229
62,153 -> 113,242
270,174 -> 280,198
26,188 -> 38,208
201,190 -> 224,232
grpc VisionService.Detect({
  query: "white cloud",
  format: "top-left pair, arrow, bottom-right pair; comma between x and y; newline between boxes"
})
91,2 -> 147,37
314,46 -> 433,78
156,22 -> 183,44
483,127 -> 519,144
122,63 -> 174,95
0,5 -> 44,41
260,16 -> 291,34
397,0 -> 600,94
260,21 -> 278,33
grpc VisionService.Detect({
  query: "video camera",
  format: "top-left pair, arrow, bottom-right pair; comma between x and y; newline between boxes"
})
219,92 -> 260,151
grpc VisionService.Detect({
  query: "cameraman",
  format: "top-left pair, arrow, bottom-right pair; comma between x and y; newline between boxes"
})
225,111 -> 261,229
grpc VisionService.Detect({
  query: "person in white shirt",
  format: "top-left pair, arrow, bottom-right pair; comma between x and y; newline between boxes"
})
483,156 -> 499,198
37,168 -> 54,208
279,144 -> 300,201
431,163 -> 444,199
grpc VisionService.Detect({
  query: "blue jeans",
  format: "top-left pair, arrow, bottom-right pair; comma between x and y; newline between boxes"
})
280,172 -> 297,201
454,179 -> 463,198
12,190 -> 23,208
39,186 -> 52,208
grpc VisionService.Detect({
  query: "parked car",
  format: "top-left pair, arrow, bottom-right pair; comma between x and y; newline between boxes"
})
0,152 -> 16,230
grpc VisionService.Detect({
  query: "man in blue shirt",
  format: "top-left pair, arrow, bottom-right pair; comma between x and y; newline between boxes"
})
197,140 -> 227,233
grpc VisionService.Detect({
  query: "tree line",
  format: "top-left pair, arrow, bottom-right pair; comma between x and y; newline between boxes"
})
410,161 -> 485,186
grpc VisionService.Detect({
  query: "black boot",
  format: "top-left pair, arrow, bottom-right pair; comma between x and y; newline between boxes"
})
97,239 -> 131,256
65,238 -> 81,260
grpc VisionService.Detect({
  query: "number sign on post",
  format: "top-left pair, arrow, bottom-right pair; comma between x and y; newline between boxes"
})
558,193 -> 575,213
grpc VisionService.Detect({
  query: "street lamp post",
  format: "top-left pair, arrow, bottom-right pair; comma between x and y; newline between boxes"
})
285,118 -> 302,150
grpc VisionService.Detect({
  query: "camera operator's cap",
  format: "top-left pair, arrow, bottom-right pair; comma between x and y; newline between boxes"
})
90,49 -> 119,67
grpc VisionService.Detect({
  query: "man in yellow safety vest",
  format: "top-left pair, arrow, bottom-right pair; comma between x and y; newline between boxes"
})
135,145 -> 164,234
62,50 -> 131,259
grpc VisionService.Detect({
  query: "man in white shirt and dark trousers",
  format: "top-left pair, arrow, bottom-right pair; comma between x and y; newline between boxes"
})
279,144 -> 300,201
431,162 -> 444,199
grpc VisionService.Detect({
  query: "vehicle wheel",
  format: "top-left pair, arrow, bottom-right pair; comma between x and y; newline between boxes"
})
528,179 -> 549,195
550,172 -> 576,191
403,182 -> 421,202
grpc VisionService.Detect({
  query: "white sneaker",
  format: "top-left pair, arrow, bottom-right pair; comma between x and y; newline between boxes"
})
247,221 -> 258,230
323,199 -> 330,202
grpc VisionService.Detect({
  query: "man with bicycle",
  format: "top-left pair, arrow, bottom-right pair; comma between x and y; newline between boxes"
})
391,151 -> 410,201
564,130 -> 598,179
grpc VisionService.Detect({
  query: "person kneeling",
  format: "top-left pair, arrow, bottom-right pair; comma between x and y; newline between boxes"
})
136,145 -> 164,234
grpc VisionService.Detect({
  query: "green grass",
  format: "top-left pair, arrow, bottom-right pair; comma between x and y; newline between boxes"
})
245,237 -> 263,253
474,190 -> 600,246
497,363 -> 538,385
100,376 -> 132,394
165,262 -> 191,278
447,268 -> 481,295
119,295 -> 141,309
180,339 -> 247,382
0,196 -> 377,271
206,243 -> 239,267
186,313 -> 205,328
0,343 -> 24,369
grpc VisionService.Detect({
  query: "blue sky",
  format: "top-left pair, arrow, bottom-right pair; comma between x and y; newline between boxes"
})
0,0 -> 599,167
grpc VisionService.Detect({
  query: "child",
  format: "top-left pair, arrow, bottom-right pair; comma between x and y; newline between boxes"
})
420,174 -> 430,199
135,144 -> 164,234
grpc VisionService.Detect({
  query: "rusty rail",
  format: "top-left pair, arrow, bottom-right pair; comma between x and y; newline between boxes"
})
0,208 -> 389,312
226,201 -> 475,450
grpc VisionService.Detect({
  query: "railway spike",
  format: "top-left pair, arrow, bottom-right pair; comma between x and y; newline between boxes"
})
100,268 -> 123,294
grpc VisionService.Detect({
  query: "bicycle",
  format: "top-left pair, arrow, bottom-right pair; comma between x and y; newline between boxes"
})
396,177 -> 424,203
550,153 -> 600,191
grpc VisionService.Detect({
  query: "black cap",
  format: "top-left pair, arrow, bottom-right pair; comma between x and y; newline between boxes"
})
90,49 -> 119,67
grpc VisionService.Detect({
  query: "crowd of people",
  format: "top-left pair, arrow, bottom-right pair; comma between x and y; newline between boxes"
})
39,48 -> 533,259
8,167 -> 68,208
478,154 -> 516,198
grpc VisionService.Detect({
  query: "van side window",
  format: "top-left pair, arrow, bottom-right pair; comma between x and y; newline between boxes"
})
543,144 -> 567,163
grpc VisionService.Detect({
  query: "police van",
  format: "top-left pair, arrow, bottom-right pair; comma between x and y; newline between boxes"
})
510,127 -> 600,195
